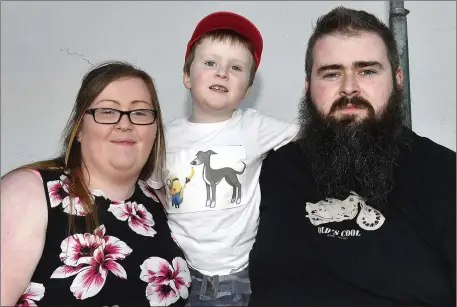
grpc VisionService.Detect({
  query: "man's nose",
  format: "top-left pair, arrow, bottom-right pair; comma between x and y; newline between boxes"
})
340,73 -> 361,98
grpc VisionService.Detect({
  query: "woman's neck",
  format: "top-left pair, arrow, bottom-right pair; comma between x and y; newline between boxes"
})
83,170 -> 138,202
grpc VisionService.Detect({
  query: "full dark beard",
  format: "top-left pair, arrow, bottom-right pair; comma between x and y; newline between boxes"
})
297,87 -> 412,210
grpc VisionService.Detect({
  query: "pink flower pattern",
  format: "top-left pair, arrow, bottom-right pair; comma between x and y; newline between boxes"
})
50,225 -> 132,300
108,201 -> 157,237
46,175 -> 104,216
23,172 -> 190,305
140,257 -> 191,306
15,282 -> 45,307
139,180 -> 160,202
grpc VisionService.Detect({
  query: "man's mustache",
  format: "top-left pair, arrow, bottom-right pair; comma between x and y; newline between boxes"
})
328,96 -> 374,116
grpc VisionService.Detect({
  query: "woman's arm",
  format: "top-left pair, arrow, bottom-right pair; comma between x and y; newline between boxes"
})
1,169 -> 48,306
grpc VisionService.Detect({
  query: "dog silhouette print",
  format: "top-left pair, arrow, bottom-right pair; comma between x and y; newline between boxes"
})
190,150 -> 246,208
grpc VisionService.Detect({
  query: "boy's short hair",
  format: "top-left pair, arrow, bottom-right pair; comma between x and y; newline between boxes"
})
183,11 -> 263,87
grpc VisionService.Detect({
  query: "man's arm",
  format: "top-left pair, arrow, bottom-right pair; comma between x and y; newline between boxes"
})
419,139 -> 456,294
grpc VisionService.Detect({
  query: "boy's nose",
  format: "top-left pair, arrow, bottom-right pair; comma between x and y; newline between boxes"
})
215,68 -> 229,80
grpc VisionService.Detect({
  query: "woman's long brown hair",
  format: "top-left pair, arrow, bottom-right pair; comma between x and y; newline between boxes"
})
7,61 -> 166,234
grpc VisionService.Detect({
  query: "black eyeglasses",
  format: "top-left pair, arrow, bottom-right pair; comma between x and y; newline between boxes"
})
84,108 -> 158,125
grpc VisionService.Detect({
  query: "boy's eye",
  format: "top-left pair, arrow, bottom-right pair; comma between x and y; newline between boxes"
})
204,61 -> 216,67
231,65 -> 242,71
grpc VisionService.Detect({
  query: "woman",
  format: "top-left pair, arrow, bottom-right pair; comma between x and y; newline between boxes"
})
1,61 -> 191,307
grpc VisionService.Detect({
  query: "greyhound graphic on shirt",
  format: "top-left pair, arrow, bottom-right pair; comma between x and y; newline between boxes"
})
190,150 -> 246,208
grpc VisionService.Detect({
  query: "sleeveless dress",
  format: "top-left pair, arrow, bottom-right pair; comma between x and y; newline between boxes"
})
14,169 -> 191,307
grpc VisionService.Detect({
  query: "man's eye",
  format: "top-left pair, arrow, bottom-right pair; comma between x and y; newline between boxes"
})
360,69 -> 377,76
323,72 -> 339,79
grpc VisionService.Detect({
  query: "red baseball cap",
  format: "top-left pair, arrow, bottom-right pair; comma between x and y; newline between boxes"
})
185,11 -> 263,70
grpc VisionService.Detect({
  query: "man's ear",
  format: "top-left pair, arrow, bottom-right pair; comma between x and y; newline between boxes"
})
183,72 -> 191,89
395,68 -> 404,89
305,77 -> 310,93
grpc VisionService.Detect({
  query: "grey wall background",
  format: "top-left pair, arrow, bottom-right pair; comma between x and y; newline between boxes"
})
1,1 -> 455,175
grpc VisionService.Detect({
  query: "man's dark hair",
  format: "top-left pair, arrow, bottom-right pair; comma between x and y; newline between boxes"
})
305,6 -> 400,79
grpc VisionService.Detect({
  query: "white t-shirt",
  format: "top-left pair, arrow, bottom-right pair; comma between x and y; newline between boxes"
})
147,108 -> 299,276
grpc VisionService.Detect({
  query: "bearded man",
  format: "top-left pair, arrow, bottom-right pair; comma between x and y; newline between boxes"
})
248,6 -> 456,307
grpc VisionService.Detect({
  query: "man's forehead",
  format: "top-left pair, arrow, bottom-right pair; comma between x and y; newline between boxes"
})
312,31 -> 390,68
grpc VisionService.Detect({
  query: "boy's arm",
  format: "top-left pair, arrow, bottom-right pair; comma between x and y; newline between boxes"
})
254,111 -> 300,155
154,187 -> 167,208
146,168 -> 164,189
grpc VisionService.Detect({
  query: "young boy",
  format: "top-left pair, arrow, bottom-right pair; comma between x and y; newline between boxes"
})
148,11 -> 299,306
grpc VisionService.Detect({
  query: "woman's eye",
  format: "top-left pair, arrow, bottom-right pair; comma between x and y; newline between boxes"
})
131,111 -> 147,117
100,109 -> 116,114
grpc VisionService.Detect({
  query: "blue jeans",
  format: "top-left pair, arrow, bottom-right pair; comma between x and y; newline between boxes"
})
185,267 -> 251,307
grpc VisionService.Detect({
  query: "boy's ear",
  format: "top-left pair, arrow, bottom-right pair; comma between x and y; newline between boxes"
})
395,68 -> 404,89
183,72 -> 191,89
243,86 -> 252,99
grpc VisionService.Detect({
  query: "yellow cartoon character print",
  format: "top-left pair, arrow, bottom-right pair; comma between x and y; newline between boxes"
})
166,168 -> 195,209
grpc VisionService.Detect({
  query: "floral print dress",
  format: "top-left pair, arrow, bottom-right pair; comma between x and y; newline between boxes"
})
15,169 -> 191,307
